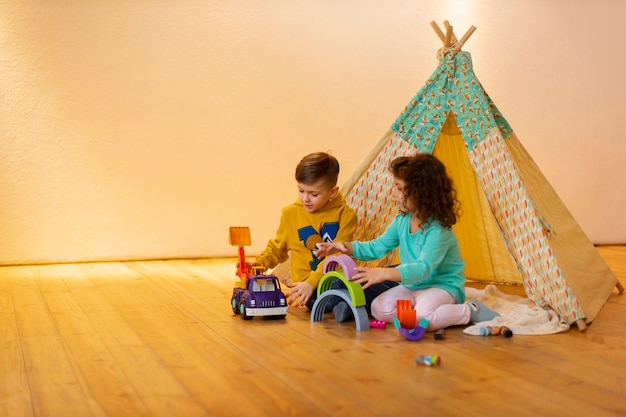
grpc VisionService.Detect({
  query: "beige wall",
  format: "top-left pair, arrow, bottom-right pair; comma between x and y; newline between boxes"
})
1,0 -> 625,265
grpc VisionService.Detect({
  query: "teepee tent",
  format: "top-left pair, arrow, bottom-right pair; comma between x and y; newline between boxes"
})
342,21 -> 623,331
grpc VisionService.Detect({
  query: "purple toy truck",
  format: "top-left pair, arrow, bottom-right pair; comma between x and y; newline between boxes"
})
231,271 -> 288,320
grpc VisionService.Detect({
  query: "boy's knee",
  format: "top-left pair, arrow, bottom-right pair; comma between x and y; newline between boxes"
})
330,278 -> 345,290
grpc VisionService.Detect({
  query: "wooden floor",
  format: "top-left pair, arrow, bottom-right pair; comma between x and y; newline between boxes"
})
1,246 -> 625,417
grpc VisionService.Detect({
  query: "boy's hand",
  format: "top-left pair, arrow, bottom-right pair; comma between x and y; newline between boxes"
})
285,281 -> 314,307
280,271 -> 291,285
244,261 -> 260,271
236,261 -> 260,278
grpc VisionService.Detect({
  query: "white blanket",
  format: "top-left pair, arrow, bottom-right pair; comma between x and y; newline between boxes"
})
463,285 -> 570,335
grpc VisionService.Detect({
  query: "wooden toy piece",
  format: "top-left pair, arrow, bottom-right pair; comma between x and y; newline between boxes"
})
310,255 -> 370,331
370,320 -> 386,329
394,317 -> 429,341
416,355 -> 441,366
479,326 -> 513,338
229,226 -> 252,285
396,299 -> 415,329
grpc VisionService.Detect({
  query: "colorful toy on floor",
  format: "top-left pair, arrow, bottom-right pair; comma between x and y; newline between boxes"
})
396,299 -> 416,329
479,325 -> 513,337
310,255 -> 370,331
393,317 -> 429,341
393,298 -> 428,340
416,355 -> 441,366
229,227 -> 287,320
370,320 -> 386,329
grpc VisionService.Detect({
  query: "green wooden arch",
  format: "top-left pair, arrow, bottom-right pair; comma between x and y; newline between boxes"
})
316,271 -> 365,307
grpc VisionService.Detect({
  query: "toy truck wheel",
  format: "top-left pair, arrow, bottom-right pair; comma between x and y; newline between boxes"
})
238,298 -> 252,320
230,296 -> 239,314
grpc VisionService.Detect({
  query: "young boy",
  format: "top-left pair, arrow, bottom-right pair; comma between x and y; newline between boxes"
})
248,152 -> 357,309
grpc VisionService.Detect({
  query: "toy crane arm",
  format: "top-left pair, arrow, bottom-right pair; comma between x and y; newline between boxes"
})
236,245 -> 249,282
229,227 -> 252,284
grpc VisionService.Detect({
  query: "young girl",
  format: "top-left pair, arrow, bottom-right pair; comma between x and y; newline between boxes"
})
315,154 -> 498,330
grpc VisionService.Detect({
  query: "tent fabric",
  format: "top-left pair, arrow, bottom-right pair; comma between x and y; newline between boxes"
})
391,51 -> 512,153
468,127 -> 582,324
432,117 -> 521,284
341,49 -> 619,327
343,132 -> 413,268
505,133 -> 619,328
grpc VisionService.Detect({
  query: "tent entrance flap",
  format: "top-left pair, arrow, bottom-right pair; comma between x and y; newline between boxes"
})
434,115 -> 521,284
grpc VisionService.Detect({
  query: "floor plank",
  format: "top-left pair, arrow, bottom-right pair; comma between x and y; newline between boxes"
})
0,246 -> 624,417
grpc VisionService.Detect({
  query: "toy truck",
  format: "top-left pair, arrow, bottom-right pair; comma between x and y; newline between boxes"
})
229,226 -> 287,320
230,266 -> 288,320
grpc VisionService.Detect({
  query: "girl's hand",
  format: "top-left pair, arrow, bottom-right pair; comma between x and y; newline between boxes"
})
315,242 -> 348,258
285,281 -> 314,307
351,267 -> 390,290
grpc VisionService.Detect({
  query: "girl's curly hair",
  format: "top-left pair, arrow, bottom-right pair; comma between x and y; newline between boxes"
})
389,154 -> 461,229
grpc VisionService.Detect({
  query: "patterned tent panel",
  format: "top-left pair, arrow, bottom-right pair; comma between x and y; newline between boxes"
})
468,128 -> 584,324
391,51 -> 512,153
344,135 -> 415,268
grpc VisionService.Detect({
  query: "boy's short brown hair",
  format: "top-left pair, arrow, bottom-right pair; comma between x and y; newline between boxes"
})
295,152 -> 340,188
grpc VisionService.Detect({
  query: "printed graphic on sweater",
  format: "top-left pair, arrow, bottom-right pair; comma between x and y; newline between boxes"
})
298,222 -> 340,272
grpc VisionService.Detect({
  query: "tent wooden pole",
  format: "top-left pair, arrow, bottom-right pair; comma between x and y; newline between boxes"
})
453,25 -> 477,52
444,25 -> 453,47
432,20 -> 473,52
430,21 -> 445,42
443,21 -> 458,43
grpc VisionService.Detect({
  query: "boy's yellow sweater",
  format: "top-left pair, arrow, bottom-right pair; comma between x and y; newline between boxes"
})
256,192 -> 357,289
